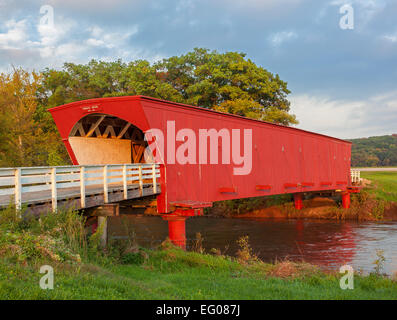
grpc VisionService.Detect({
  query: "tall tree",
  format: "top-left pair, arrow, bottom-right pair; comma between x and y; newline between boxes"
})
42,48 -> 297,125
155,48 -> 297,125
0,69 -> 68,167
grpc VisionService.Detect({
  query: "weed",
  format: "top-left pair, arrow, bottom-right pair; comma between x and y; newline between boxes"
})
236,235 -> 258,264
192,232 -> 204,254
372,249 -> 386,276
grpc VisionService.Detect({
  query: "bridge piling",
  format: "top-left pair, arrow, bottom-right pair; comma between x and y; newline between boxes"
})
342,192 -> 350,209
294,193 -> 303,210
89,204 -> 120,247
162,215 -> 187,249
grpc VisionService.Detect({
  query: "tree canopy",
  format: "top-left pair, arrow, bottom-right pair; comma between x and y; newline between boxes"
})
42,48 -> 297,125
0,48 -> 297,167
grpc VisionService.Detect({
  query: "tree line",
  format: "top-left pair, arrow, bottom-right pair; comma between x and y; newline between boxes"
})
349,135 -> 397,167
0,48 -> 296,167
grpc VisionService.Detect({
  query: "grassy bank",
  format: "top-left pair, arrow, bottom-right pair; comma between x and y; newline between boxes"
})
2,246 -> 397,300
0,207 -> 397,300
361,171 -> 397,202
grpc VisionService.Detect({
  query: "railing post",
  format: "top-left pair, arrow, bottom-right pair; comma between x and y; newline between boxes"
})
80,166 -> 86,208
14,168 -> 21,211
138,165 -> 143,196
51,167 -> 57,212
103,165 -> 108,203
98,216 -> 108,247
152,164 -> 157,193
123,164 -> 127,200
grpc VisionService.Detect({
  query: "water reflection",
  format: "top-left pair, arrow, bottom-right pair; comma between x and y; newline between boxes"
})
108,215 -> 397,275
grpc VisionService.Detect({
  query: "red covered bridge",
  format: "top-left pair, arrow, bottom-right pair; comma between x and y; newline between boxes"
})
48,95 -> 355,247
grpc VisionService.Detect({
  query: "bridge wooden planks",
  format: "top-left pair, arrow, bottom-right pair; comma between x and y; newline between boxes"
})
0,163 -> 161,213
0,183 -> 160,207
0,183 -> 161,214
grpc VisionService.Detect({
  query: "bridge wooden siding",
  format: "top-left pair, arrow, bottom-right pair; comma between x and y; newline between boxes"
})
0,163 -> 160,213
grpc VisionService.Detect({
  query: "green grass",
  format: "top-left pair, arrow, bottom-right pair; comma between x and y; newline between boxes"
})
0,205 -> 396,300
361,171 -> 397,202
1,248 -> 397,300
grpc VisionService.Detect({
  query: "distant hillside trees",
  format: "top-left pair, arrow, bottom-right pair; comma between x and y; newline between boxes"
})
349,135 -> 397,167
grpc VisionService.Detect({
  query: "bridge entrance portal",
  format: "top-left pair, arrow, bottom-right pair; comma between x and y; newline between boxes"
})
68,114 -> 152,165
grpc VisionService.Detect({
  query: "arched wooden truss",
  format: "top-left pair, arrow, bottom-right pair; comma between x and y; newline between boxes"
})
69,114 -> 149,163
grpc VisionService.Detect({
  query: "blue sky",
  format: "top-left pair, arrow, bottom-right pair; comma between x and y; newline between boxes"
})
0,0 -> 396,139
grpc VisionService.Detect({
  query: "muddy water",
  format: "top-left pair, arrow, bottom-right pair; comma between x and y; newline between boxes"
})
108,216 -> 397,275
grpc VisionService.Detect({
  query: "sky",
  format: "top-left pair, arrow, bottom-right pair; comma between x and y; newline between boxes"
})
0,0 -> 396,139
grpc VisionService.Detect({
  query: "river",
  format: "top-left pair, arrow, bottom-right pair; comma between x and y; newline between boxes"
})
108,215 -> 397,275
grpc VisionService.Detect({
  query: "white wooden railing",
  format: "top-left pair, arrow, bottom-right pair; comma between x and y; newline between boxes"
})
350,168 -> 361,184
0,163 -> 160,211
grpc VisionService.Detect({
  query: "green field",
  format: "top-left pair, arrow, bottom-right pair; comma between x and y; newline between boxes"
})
361,171 -> 397,202
1,247 -> 397,300
0,208 -> 396,300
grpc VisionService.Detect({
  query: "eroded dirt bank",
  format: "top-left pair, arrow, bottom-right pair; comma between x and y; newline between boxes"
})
232,197 -> 397,221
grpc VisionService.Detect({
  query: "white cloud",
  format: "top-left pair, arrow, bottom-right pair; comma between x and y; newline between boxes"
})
221,0 -> 304,11
0,15 -> 144,71
269,31 -> 298,47
382,31 -> 397,43
36,17 -> 76,58
86,38 -> 105,47
88,26 -> 103,39
53,42 -> 87,60
0,19 -> 28,49
46,0 -> 139,11
86,25 -> 139,50
290,91 -> 397,139
176,0 -> 195,12
38,18 -> 74,47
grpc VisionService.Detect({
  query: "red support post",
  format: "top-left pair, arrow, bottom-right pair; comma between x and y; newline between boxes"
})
156,164 -> 168,213
162,215 -> 187,249
342,191 -> 350,209
91,220 -> 98,234
294,193 -> 303,210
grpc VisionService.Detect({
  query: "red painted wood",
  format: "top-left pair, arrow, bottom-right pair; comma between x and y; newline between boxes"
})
284,183 -> 298,189
256,185 -> 272,191
348,186 -> 361,193
320,181 -> 333,186
170,201 -> 213,208
219,187 -> 237,194
49,96 -> 352,214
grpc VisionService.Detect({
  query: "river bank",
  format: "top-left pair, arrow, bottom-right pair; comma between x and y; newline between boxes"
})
207,172 -> 397,221
1,208 -> 397,299
208,193 -> 397,221
231,196 -> 397,221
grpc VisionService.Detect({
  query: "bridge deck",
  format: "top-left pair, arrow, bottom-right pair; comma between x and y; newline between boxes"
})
0,182 -> 160,208
0,164 -> 160,213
